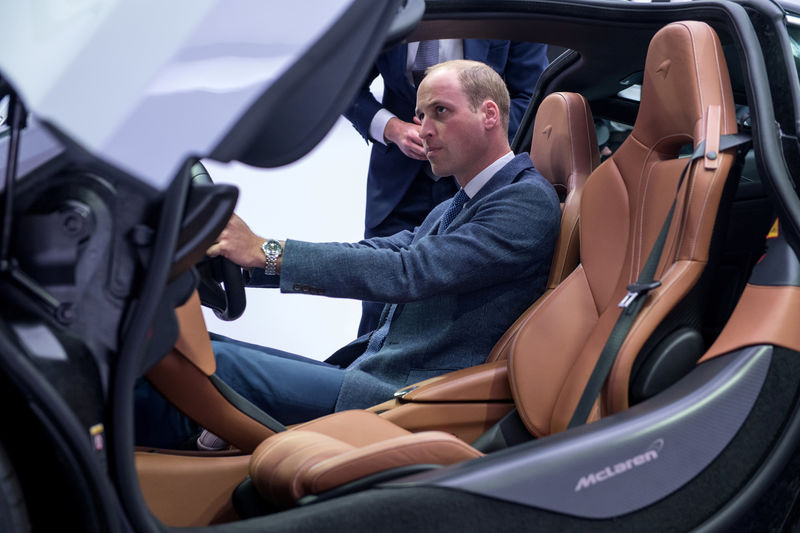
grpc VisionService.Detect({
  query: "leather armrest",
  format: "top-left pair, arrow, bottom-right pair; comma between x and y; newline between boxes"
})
395,360 -> 511,402
249,428 -> 482,507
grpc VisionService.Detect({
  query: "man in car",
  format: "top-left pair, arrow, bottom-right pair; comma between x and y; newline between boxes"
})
136,59 -> 560,448
346,39 -> 548,335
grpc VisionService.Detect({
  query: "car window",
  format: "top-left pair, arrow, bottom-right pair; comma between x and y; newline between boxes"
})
617,84 -> 642,101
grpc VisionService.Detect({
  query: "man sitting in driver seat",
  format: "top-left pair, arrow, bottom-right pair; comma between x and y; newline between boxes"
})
136,60 -> 560,449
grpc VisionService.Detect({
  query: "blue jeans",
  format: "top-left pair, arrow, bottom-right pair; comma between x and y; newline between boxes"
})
134,333 -> 345,449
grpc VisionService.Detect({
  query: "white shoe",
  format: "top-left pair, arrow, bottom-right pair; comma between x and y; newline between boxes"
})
196,429 -> 228,451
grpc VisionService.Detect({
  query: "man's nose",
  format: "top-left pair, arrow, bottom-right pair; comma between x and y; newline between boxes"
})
419,118 -> 433,138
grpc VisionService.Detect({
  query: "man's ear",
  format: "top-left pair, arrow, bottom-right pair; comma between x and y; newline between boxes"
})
482,100 -> 500,130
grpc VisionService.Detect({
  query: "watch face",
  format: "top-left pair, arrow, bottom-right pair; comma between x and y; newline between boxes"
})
263,240 -> 282,257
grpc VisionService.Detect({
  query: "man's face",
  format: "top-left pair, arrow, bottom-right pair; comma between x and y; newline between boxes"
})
415,68 -> 488,182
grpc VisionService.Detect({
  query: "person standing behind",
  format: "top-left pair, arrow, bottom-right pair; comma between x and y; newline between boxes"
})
345,39 -> 548,334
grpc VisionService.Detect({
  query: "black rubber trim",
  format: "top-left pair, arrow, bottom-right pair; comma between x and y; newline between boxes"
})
0,322 -> 120,531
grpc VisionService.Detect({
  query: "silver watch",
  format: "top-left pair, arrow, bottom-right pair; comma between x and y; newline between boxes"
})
261,239 -> 282,275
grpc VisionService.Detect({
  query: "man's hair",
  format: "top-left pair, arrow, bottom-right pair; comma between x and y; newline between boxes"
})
427,59 -> 511,131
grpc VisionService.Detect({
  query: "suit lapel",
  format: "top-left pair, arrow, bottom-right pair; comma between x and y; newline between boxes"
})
380,44 -> 416,100
468,154 -> 532,205
431,154 -> 533,234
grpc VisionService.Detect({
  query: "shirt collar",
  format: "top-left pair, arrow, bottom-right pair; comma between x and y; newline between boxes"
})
463,151 -> 515,199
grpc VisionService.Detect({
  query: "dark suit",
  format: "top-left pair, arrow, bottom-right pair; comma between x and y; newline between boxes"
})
134,154 -> 560,447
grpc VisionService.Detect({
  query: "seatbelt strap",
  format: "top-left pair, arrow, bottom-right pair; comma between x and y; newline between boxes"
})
471,408 -> 533,453
567,132 -> 752,428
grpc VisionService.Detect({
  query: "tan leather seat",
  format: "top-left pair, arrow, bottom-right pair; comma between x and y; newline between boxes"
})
513,19 -> 738,431
248,20 -> 742,506
249,410 -> 482,507
487,90 -> 599,363
533,91 -> 599,291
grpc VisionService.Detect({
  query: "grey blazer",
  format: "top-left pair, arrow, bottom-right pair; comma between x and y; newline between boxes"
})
275,153 -> 560,410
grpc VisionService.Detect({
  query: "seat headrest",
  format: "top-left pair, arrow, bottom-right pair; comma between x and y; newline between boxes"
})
531,92 -> 599,199
633,21 -> 737,154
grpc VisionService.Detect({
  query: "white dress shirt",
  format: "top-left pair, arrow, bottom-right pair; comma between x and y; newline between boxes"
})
463,151 -> 515,200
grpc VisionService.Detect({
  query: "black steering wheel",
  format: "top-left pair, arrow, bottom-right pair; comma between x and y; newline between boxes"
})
190,161 -> 247,321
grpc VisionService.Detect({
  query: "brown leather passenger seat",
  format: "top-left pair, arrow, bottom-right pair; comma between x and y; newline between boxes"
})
486,90 -> 599,364
358,90 -> 599,441
245,20 -> 743,507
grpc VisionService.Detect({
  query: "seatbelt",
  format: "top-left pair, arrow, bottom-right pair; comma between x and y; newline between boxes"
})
471,408 -> 533,453
567,132 -> 752,428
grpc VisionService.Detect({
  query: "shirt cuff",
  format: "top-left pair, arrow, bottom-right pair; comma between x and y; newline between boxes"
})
369,108 -> 397,146
243,268 -> 280,288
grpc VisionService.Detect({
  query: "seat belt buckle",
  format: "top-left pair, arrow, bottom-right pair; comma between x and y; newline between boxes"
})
618,280 -> 662,309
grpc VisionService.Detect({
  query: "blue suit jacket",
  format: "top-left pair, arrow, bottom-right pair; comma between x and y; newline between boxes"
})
344,40 -> 549,232
274,154 -> 560,410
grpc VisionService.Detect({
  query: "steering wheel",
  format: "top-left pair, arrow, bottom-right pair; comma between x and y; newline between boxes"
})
190,161 -> 247,321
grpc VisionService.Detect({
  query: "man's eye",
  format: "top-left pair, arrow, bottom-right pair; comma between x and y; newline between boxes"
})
436,106 -> 447,114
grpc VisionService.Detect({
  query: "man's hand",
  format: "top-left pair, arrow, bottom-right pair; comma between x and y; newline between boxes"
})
383,117 -> 426,160
206,213 -> 266,269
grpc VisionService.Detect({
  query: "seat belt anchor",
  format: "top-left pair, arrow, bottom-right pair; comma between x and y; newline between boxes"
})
618,280 -> 662,309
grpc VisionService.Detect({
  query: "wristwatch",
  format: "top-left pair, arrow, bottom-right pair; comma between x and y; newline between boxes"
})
261,239 -> 283,275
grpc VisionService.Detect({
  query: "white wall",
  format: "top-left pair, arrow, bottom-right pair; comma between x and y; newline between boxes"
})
200,116 -> 371,361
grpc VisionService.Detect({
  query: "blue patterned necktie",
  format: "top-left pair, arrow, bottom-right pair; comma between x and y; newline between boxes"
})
412,40 -> 440,87
439,189 -> 469,232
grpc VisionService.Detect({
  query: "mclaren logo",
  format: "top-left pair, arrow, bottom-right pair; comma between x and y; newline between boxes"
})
574,439 -> 664,492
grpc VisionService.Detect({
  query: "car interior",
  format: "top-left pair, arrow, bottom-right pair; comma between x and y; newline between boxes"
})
131,11 -> 778,529
235,15 -> 746,504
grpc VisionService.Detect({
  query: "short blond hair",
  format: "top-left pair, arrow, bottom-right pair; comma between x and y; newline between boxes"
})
427,59 -> 511,131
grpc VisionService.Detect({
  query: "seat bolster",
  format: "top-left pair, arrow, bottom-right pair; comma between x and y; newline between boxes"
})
486,291 -> 552,363
250,429 -> 483,507
509,266 -> 599,437
173,291 -> 216,375
146,350 -> 276,452
289,409 -> 410,446
249,431 -> 355,507
701,284 -> 800,361
399,360 -> 511,401
605,260 -> 704,414
547,187 -> 583,290
307,432 -> 483,496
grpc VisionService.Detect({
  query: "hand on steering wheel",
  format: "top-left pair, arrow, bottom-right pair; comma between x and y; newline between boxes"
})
190,161 -> 247,321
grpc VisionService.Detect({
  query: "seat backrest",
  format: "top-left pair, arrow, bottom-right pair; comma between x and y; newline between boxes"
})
532,91 -> 600,289
486,91 -> 599,363
508,21 -> 739,437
